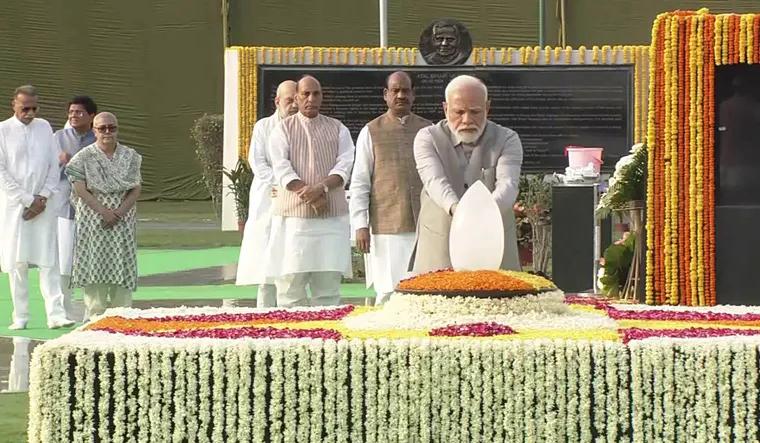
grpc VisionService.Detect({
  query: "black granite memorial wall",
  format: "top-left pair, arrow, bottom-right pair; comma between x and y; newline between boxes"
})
258,65 -> 633,173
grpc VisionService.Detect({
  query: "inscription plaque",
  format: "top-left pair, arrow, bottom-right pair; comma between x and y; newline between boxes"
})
258,66 -> 632,172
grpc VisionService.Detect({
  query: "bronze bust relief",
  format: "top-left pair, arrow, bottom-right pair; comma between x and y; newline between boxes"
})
418,19 -> 473,65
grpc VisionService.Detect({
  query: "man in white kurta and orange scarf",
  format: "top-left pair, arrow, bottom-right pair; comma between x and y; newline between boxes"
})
266,75 -> 354,307
235,80 -> 298,307
0,85 -> 74,329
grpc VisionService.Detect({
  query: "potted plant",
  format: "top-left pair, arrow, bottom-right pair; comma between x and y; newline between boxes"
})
222,159 -> 253,232
190,114 -> 224,218
596,143 -> 648,299
516,174 -> 554,275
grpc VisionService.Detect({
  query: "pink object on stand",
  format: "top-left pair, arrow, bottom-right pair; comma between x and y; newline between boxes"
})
565,145 -> 604,173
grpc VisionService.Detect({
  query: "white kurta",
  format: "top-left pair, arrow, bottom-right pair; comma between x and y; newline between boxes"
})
349,125 -> 416,298
0,117 -> 60,272
236,112 -> 281,285
265,116 -> 355,278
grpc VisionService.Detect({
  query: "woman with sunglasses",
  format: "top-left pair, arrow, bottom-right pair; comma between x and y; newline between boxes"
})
66,112 -> 142,321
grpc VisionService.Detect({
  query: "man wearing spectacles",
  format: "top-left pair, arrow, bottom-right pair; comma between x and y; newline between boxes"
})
0,85 -> 75,330
52,96 -> 97,317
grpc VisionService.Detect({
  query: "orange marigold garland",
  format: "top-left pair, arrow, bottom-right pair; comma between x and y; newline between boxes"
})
646,10 -> 759,305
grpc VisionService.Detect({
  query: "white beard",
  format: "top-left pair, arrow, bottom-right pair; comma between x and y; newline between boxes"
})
455,125 -> 484,144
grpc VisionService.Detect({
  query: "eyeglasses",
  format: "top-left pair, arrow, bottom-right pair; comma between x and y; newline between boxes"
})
21,106 -> 38,113
94,125 -> 118,133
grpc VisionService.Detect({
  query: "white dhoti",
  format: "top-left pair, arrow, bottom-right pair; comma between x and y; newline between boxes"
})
266,214 -> 352,307
365,232 -> 416,304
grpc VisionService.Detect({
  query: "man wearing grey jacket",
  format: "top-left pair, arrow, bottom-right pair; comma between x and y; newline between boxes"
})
411,75 -> 523,274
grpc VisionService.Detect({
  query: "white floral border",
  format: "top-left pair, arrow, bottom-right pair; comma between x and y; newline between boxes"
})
29,337 -> 760,442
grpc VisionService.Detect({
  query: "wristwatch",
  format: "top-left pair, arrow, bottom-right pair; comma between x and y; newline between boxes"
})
322,183 -> 329,195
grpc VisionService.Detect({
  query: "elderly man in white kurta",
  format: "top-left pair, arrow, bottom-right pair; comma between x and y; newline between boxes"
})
0,85 -> 74,330
236,80 -> 298,307
411,75 -> 523,274
350,71 -> 431,304
266,75 -> 354,307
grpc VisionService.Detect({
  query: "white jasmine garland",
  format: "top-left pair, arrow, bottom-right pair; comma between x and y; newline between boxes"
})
692,349 -> 708,443
236,345 -> 252,442
717,347 -> 732,441
640,346 -> 654,441
364,341 -> 378,443
448,344 -> 461,441
84,350 -> 97,442
225,347 -> 240,442
604,343 -> 619,442
616,345 -> 630,438
630,344 -> 644,442
322,340 -> 338,443
349,340 -> 364,443
511,346 -> 524,442
160,352 -> 173,441
480,343 -> 495,442
732,345 -> 747,441
335,340 -> 350,443
125,349 -> 139,439
523,345 -> 537,442
652,346 -> 666,438
375,340 -> 390,443
40,351 -> 56,442
172,350 -> 187,442
111,350 -> 125,443
591,342 -> 607,439
98,352 -> 111,441
391,343 -> 407,442
309,342 -> 324,443
564,345 -> 578,442
680,348 -> 695,440
268,345 -> 284,443
409,342 -> 426,441
704,347 -> 719,438
58,350 -> 73,442
252,343 -> 268,442
745,345 -> 758,439
429,342 -> 443,442
71,349 -> 85,439
148,351 -> 163,441
295,344 -> 311,443
489,346 -> 503,441
552,344 -> 566,442
469,347 -> 484,441
541,344 -> 558,443
578,342 -> 592,443
28,348 -> 48,442
197,349 -> 212,440
184,348 -> 200,442
281,344 -> 297,443
533,343 -> 547,441
212,347 -> 227,443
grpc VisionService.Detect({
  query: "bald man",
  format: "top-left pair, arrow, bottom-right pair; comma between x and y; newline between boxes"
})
411,75 -> 523,274
236,80 -> 298,307
266,75 -> 355,307
349,71 -> 431,304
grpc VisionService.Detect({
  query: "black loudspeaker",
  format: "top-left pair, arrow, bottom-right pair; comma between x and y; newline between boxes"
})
715,206 -> 760,305
551,184 -> 611,293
